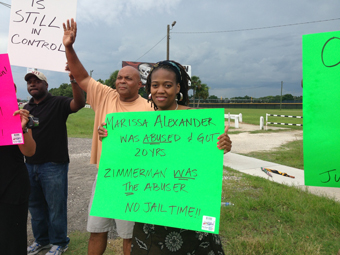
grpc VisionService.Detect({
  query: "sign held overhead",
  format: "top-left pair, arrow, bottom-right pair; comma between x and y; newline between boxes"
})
7,0 -> 77,73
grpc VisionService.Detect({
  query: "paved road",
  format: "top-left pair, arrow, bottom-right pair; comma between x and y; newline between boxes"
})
224,152 -> 340,201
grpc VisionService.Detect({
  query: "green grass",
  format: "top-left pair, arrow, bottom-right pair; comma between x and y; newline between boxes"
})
67,108 -> 95,138
66,232 -> 90,254
66,232 -> 119,254
220,168 -> 340,255
248,129 -> 294,134
244,140 -> 304,169
225,108 -> 303,130
228,131 -> 244,135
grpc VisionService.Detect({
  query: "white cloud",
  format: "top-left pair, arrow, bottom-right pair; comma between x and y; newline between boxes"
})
77,0 -> 181,25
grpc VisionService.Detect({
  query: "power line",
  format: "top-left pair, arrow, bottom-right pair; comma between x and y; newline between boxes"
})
135,17 -> 340,60
0,1 -> 11,8
135,35 -> 166,61
172,18 -> 340,34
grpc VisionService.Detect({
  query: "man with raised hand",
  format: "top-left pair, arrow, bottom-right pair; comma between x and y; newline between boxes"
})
63,18 -> 153,255
25,69 -> 85,255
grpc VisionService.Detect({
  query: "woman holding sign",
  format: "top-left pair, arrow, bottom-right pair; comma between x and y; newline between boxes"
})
0,109 -> 36,255
98,60 -> 231,254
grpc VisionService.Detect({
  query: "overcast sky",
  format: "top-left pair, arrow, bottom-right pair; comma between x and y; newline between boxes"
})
1,0 -> 340,100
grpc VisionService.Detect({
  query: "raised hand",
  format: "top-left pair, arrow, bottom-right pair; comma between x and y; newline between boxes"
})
63,18 -> 77,48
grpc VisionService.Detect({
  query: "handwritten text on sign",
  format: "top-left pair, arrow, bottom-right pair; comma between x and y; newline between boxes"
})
90,109 -> 225,233
303,31 -> 340,187
0,54 -> 23,146
7,0 -> 77,72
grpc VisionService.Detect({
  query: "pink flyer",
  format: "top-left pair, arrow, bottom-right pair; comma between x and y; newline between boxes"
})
0,53 -> 24,146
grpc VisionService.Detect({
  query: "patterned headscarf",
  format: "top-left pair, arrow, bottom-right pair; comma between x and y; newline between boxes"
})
150,61 -> 182,82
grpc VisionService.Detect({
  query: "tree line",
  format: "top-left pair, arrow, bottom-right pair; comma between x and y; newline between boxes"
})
48,71 -> 210,106
228,94 -> 302,102
48,70 -> 301,104
49,70 -> 120,98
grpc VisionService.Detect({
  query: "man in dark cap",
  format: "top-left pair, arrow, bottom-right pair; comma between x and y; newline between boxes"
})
24,70 -> 85,255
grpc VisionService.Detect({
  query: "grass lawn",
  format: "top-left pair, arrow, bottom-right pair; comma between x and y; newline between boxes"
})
221,168 -> 340,255
67,108 -> 95,138
244,139 -> 304,169
66,232 -> 121,254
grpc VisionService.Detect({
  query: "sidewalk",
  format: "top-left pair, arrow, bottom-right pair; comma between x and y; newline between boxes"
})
223,152 -> 340,202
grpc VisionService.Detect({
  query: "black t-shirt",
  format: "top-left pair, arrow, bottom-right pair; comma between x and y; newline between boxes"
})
0,145 -> 30,204
24,93 -> 73,164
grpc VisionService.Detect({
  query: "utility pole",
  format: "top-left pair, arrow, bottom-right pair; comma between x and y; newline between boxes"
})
166,21 -> 176,60
167,25 -> 170,60
280,81 -> 283,111
90,70 -> 94,77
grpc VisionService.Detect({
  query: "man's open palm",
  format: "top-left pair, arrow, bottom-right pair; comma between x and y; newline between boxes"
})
63,18 -> 77,47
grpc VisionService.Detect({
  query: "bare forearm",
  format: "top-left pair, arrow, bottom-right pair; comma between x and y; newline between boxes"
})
65,45 -> 90,92
70,81 -> 86,111
19,130 -> 36,157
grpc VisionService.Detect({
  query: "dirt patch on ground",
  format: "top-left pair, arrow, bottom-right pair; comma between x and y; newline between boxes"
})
229,130 -> 302,154
227,123 -> 303,154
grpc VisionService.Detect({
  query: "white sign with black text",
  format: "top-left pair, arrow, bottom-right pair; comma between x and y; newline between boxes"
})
7,0 -> 77,72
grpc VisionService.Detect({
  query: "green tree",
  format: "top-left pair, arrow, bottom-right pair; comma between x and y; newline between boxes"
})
208,95 -> 218,99
282,94 -> 294,101
190,76 -> 201,107
294,95 -> 302,101
105,70 -> 119,88
49,83 -> 73,97
195,83 -> 209,107
260,95 -> 280,103
190,76 -> 209,107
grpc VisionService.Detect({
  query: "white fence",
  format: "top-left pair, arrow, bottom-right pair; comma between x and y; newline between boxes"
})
224,113 -> 242,128
265,113 -> 303,130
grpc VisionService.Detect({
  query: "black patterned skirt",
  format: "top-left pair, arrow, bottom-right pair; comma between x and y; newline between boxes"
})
131,223 -> 225,255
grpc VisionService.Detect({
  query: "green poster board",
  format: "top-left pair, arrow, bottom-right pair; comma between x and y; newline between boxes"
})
90,108 -> 225,233
303,31 -> 340,187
